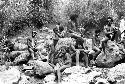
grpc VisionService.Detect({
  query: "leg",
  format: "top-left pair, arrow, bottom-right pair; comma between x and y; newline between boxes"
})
76,50 -> 80,66
53,39 -> 59,47
92,46 -> 101,61
100,37 -> 109,54
57,64 -> 71,83
83,52 -> 89,68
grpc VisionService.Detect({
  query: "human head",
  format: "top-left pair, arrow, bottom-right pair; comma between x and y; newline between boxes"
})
107,17 -> 113,26
57,22 -> 60,25
32,31 -> 37,38
59,46 -> 68,54
59,26 -> 64,32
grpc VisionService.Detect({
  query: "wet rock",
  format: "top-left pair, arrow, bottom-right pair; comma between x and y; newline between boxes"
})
0,67 -> 21,84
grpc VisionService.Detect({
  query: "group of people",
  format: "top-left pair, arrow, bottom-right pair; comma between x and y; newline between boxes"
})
1,16 -> 125,84
47,16 -> 125,83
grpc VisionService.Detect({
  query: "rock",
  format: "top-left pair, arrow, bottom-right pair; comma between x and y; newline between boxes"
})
28,60 -> 54,76
19,74 -> 44,84
0,65 -> 8,72
19,74 -> 30,84
14,42 -> 28,51
13,51 -> 30,65
36,43 -> 45,50
62,66 -> 102,84
9,51 -> 22,61
95,78 -> 109,84
116,79 -> 125,84
0,67 -> 21,84
44,73 -> 56,83
96,40 -> 125,68
107,63 -> 125,81
55,38 -> 76,51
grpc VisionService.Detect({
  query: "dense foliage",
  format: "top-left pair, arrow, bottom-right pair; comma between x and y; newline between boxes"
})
0,0 -> 125,37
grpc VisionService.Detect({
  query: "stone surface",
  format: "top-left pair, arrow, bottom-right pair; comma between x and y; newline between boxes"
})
107,63 -> 125,81
96,40 -> 125,68
13,51 -> 30,65
0,67 -> 21,84
28,60 -> 54,76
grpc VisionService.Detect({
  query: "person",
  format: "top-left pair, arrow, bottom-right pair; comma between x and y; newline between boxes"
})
27,31 -> 38,60
111,26 -> 121,43
87,30 -> 101,66
119,16 -> 125,41
69,37 -> 89,67
54,46 -> 72,83
100,17 -> 115,54
53,25 -> 65,47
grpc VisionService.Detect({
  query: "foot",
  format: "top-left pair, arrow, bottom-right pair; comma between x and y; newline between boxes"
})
90,60 -> 95,65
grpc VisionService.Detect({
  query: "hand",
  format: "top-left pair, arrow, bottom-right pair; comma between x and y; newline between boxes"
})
76,49 -> 80,54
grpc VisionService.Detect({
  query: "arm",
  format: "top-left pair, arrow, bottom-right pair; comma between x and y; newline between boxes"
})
55,31 -> 64,38
64,53 -> 72,65
104,28 -> 112,34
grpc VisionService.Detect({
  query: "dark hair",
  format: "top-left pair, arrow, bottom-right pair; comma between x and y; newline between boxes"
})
95,29 -> 101,34
107,17 -> 113,22
53,27 -> 58,33
57,22 -> 60,25
32,31 -> 37,38
59,46 -> 70,53
76,38 -> 84,47
59,26 -> 64,32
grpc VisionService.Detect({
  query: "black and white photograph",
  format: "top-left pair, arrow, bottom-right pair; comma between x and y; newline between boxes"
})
0,0 -> 125,84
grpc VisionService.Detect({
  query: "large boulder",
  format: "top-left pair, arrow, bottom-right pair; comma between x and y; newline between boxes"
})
0,67 -> 21,84
55,38 -> 76,51
96,40 -> 125,68
14,42 -> 28,51
27,60 -> 54,76
13,51 -> 30,65
62,66 -> 103,84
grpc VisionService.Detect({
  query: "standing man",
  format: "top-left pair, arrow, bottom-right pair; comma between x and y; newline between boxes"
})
27,31 -> 37,60
120,16 -> 125,41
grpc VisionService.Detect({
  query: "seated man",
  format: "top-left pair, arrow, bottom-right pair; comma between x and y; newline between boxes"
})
70,36 -> 101,67
88,30 -> 101,66
70,37 -> 89,67
53,46 -> 72,83
100,17 -> 115,54
53,25 -> 65,47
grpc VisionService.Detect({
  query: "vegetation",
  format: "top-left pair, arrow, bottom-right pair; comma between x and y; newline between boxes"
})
0,0 -> 125,37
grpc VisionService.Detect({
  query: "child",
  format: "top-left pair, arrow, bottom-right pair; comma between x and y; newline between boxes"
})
54,46 -> 72,83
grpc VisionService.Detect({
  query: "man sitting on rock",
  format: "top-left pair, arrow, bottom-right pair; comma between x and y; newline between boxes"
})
69,37 -> 89,67
100,17 -> 116,54
53,24 -> 66,47
88,30 -> 101,66
53,46 -> 72,83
